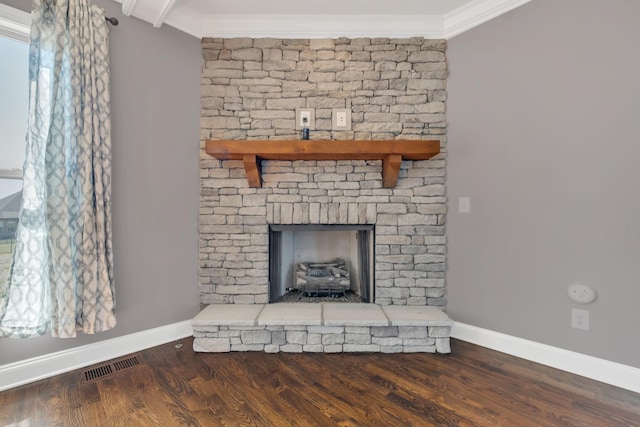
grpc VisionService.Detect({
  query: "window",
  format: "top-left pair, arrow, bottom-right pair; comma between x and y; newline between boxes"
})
0,4 -> 30,285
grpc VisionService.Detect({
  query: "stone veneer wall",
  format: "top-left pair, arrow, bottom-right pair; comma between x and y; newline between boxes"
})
194,325 -> 451,354
199,37 -> 447,306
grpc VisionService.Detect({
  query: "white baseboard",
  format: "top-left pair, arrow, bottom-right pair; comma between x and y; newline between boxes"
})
0,320 -> 193,392
3,320 -> 638,395
452,322 -> 640,394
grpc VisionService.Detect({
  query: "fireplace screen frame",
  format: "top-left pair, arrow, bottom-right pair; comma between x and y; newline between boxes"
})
268,224 -> 375,303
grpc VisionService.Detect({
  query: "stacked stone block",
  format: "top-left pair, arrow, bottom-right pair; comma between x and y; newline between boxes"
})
192,303 -> 453,354
193,324 -> 451,354
200,37 -> 447,307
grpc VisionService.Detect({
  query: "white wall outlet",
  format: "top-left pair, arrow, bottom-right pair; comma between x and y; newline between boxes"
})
295,108 -> 315,130
458,197 -> 471,213
337,111 -> 347,126
332,108 -> 351,130
571,308 -> 589,331
568,283 -> 596,304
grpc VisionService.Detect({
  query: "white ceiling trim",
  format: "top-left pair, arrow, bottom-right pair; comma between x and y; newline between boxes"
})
114,0 -> 162,26
0,3 -> 30,44
195,15 -> 444,40
152,0 -> 179,28
121,0 -> 138,17
114,0 -> 532,40
444,0 -> 533,39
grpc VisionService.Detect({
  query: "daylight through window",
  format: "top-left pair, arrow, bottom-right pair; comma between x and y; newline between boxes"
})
0,13 -> 29,285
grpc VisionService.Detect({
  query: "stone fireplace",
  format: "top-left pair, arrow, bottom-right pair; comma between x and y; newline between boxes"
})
194,36 -> 451,353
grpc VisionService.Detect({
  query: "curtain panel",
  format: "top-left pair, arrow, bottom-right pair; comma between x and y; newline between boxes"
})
0,0 -> 116,338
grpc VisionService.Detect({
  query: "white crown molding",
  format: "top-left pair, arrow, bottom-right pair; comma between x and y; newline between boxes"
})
0,3 -> 30,44
444,0 -> 533,38
194,15 -> 444,40
111,0 -> 533,39
452,322 -> 640,394
0,320 -> 193,392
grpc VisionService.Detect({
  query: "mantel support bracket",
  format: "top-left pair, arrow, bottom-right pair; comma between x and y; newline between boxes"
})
382,154 -> 402,188
242,154 -> 261,188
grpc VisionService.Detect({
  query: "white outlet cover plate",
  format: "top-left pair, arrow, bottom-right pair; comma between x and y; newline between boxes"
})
568,283 -> 596,304
295,108 -> 315,130
458,197 -> 470,213
332,108 -> 351,131
571,308 -> 590,331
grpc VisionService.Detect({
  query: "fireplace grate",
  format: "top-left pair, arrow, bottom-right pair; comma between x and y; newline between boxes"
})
307,267 -> 331,277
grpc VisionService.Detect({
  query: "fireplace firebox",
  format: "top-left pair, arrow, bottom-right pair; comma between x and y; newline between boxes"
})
268,224 -> 375,303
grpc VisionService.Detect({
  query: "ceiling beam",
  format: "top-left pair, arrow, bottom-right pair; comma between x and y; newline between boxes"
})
121,0 -> 138,16
153,0 -> 178,28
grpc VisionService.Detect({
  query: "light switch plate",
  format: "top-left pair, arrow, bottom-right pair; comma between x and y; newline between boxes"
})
295,108 -> 315,130
332,108 -> 351,131
458,197 -> 470,213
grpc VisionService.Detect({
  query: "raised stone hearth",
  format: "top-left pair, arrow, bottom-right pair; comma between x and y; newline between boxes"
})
192,303 -> 453,354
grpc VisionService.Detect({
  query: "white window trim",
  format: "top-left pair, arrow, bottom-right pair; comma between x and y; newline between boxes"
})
0,3 -> 30,44
0,4 -> 29,180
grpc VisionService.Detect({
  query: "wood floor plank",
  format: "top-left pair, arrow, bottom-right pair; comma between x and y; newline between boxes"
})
0,381 -> 36,426
1,337 -> 638,426
281,354 -> 431,426
445,341 -> 640,426
226,353 -> 334,426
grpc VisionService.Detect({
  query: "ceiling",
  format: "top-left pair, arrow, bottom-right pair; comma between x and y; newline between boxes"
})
112,0 -> 532,39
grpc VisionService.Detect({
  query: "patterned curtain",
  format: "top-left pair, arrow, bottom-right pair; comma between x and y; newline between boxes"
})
0,0 -> 116,338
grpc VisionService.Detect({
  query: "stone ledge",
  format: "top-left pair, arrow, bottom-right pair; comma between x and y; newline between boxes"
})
192,303 -> 453,354
383,305 -> 452,326
192,303 -> 454,328
258,303 -> 322,326
324,303 -> 389,326
192,304 -> 264,326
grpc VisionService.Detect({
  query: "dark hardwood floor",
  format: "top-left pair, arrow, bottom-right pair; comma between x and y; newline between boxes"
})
1,338 -> 638,426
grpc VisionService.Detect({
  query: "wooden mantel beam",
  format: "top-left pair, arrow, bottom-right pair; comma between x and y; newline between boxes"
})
205,139 -> 440,188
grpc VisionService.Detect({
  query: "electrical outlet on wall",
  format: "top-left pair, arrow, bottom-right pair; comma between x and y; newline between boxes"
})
571,308 -> 589,331
332,108 -> 351,131
295,108 -> 315,130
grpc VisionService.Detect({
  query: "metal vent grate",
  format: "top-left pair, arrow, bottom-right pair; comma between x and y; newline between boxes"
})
83,355 -> 141,382
113,356 -> 140,371
84,364 -> 113,382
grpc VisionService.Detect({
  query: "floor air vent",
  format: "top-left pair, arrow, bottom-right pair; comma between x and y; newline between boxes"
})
83,356 -> 140,382
113,356 -> 140,371
84,364 -> 113,382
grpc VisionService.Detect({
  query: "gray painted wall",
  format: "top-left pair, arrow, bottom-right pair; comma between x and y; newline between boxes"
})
447,0 -> 640,368
0,0 -> 201,365
4,0 -> 639,371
